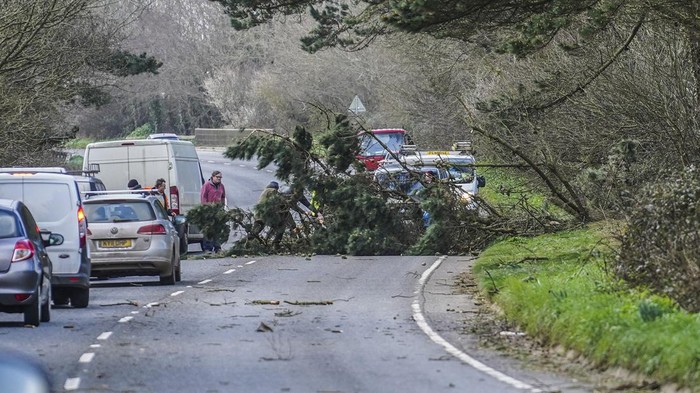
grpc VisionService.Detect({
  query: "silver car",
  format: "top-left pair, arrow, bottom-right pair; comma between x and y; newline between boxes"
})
83,193 -> 184,285
0,199 -> 61,326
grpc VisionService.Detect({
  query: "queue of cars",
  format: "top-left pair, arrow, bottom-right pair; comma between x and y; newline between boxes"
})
0,140 -> 193,325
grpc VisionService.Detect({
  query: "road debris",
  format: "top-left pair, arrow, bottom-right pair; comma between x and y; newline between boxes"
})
249,300 -> 280,305
284,300 -> 333,306
256,322 -> 274,332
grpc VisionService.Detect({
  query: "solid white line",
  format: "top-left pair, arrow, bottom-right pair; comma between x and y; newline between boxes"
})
97,332 -> 112,340
245,260 -> 256,265
413,257 -> 541,392
223,269 -> 236,274
198,279 -> 213,284
171,290 -> 185,297
64,377 -> 80,391
79,353 -> 95,363
118,316 -> 133,323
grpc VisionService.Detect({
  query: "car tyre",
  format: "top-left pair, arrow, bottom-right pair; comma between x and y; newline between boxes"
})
175,262 -> 182,282
70,287 -> 89,308
160,254 -> 176,285
24,287 -> 41,326
52,288 -> 69,306
179,226 -> 188,255
40,284 -> 51,323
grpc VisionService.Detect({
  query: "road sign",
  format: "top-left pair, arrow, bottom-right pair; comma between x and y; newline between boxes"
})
348,95 -> 366,114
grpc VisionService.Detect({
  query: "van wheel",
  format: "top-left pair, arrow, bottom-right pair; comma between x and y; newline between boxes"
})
179,229 -> 188,255
71,288 -> 90,308
24,287 -> 41,326
40,284 -> 51,323
53,288 -> 69,306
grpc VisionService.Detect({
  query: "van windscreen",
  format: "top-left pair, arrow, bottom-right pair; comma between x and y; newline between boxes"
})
0,183 -> 72,222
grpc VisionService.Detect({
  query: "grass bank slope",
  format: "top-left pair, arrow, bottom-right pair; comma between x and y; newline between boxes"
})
473,222 -> 700,390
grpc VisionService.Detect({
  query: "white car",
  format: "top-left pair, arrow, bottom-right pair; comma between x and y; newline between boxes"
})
146,133 -> 179,140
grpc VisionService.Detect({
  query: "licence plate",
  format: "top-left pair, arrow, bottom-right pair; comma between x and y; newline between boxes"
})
100,239 -> 132,248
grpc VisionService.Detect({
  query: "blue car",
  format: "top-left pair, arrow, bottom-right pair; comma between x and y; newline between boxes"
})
0,199 -> 62,326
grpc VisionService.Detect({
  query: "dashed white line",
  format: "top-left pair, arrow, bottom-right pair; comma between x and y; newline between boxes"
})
224,162 -> 231,165
171,290 -> 185,297
237,265 -> 243,268
414,257 -> 541,392
198,279 -> 213,284
131,311 -> 139,314
207,160 -> 215,163
245,260 -> 256,265
97,332 -> 112,340
118,316 -> 133,323
223,268 -> 236,274
145,302 -> 159,308
64,377 -> 80,391
90,344 -> 101,348
79,353 -> 95,363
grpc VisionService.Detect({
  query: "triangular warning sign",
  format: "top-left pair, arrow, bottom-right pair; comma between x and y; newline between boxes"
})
348,95 -> 366,114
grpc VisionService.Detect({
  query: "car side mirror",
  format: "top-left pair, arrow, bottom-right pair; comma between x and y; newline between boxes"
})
173,215 -> 187,226
41,231 -> 64,247
0,351 -> 51,393
477,175 -> 486,188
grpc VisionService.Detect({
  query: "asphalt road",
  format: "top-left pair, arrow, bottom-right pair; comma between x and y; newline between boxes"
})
0,148 -> 592,392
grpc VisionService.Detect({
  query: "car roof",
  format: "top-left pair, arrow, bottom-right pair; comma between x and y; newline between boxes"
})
0,167 -> 67,174
370,128 -> 407,134
0,198 -> 19,209
0,172 -> 77,181
82,191 -> 158,203
147,133 -> 179,139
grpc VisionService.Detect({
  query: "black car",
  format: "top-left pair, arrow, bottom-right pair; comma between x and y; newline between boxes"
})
0,199 -> 62,326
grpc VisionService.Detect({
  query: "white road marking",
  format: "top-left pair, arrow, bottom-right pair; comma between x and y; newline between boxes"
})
223,269 -> 236,274
207,160 -> 215,163
237,265 -> 243,268
413,256 -> 541,393
131,311 -> 139,314
118,316 -> 133,323
64,377 -> 80,391
90,344 -> 101,348
145,302 -> 159,308
97,332 -> 112,340
265,169 -> 273,173
239,164 -> 246,167
224,162 -> 231,165
171,290 -> 185,297
198,279 -> 213,284
79,353 -> 95,363
245,260 -> 256,265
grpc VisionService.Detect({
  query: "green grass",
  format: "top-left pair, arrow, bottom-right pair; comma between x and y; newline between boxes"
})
63,137 -> 96,149
478,167 -> 570,219
473,223 -> 700,390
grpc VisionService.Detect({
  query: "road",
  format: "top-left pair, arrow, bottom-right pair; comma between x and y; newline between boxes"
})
0,149 -> 590,392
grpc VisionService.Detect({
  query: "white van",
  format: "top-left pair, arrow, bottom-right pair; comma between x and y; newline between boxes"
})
82,139 -> 204,248
0,173 -> 90,307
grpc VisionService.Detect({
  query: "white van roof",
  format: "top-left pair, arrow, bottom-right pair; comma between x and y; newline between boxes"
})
86,139 -> 194,148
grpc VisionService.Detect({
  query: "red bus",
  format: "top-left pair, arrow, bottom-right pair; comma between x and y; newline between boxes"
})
357,128 -> 412,171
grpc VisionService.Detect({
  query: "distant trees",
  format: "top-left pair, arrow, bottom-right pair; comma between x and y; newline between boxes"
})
0,0 -> 160,166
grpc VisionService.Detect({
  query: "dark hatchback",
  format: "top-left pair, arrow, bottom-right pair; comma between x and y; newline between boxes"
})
0,199 -> 61,326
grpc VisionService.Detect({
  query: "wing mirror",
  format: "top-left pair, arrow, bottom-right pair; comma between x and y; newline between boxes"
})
40,231 -> 64,247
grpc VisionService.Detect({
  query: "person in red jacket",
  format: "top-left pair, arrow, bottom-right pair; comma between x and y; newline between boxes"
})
199,170 -> 226,253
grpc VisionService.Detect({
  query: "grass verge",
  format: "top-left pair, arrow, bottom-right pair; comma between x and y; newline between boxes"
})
473,222 -> 700,390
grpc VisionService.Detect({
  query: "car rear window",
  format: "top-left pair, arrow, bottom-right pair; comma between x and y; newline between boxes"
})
0,210 -> 19,238
85,201 -> 155,222
0,183 -> 72,222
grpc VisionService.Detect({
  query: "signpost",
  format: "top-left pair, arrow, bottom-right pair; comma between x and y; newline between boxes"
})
348,95 -> 366,114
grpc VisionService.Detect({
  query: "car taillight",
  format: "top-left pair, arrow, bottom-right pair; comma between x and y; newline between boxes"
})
12,240 -> 35,262
137,224 -> 167,235
78,206 -> 87,248
169,185 -> 179,214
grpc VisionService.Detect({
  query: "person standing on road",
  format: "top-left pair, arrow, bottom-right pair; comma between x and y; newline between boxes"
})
152,178 -> 175,217
200,170 -> 226,253
249,181 -> 294,247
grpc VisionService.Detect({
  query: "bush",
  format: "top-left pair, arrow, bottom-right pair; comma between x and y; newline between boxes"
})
616,166 -> 700,312
126,123 -> 153,139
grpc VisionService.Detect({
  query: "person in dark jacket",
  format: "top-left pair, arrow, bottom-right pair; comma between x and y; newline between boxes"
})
199,170 -> 226,253
127,179 -> 142,190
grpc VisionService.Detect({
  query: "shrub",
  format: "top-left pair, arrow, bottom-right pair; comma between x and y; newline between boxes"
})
616,166 -> 700,312
126,123 -> 153,139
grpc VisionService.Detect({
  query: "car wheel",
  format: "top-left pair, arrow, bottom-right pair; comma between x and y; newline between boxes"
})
160,254 -> 177,285
70,287 -> 90,308
24,287 -> 41,326
175,262 -> 182,282
40,283 -> 51,323
179,227 -> 189,255
52,288 -> 69,306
